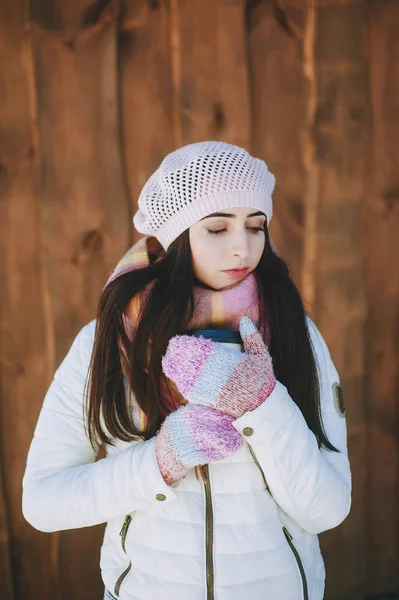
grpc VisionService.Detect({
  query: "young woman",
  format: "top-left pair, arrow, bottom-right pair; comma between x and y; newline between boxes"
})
23,141 -> 351,600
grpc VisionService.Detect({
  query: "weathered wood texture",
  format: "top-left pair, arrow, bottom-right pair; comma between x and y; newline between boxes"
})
120,0 -> 174,245
0,1 -> 59,597
0,460 -> 14,600
0,1 -> 398,599
313,4 -> 369,600
364,1 -> 399,596
249,0 -> 308,288
27,1 -> 130,598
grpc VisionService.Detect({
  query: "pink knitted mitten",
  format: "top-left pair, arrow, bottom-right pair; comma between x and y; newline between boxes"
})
156,404 -> 243,485
162,316 -> 276,420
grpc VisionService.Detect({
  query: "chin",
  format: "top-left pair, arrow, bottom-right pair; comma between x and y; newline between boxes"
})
211,282 -> 225,291
206,279 -> 226,291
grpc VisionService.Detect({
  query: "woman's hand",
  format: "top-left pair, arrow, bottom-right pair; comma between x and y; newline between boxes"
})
162,316 -> 276,420
156,404 -> 243,485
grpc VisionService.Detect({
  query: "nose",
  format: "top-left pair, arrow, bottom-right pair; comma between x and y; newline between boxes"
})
231,229 -> 250,260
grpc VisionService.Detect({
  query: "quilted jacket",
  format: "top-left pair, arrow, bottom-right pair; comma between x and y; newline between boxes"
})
22,317 -> 351,600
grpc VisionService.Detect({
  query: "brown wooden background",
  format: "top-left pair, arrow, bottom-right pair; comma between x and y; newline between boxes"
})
0,1 -> 398,599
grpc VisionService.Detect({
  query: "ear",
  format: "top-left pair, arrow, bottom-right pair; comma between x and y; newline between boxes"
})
239,317 -> 267,355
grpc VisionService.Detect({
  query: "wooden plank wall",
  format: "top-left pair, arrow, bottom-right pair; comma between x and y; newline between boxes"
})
0,1 -> 398,599
365,2 -> 399,595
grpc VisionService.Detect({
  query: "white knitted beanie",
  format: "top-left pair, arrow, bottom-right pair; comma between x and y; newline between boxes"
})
133,141 -> 275,249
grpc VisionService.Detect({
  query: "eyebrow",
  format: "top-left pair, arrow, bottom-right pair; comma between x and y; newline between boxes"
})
200,211 -> 265,221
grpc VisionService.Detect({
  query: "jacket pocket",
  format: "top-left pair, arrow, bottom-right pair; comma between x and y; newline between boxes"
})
114,514 -> 134,597
249,445 -> 310,599
282,527 -> 309,600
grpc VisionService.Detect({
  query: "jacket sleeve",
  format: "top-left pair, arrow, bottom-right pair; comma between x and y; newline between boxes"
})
232,317 -> 352,535
22,321 -> 176,533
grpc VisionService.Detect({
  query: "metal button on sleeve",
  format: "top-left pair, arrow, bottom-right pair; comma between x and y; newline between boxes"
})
242,427 -> 254,437
156,493 -> 166,501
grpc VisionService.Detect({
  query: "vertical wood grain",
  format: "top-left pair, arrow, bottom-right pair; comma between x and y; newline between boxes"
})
364,0 -> 399,594
248,0 -> 308,287
25,1 -> 130,598
29,5 -> 130,351
313,2 -> 369,599
0,461 -> 14,600
170,0 -> 251,149
0,0 -> 59,596
119,0 -> 174,243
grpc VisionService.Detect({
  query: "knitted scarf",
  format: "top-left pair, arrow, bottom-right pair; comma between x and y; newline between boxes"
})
106,235 -> 262,429
107,236 -> 260,332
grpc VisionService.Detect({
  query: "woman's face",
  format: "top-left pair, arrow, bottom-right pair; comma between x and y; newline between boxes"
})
189,207 -> 266,290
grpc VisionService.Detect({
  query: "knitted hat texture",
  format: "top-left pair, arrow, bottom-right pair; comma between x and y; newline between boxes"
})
133,141 -> 275,249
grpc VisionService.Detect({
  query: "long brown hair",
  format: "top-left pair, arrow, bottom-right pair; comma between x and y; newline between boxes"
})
86,228 -> 339,453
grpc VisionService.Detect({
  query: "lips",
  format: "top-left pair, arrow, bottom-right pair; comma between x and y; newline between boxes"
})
222,267 -> 249,278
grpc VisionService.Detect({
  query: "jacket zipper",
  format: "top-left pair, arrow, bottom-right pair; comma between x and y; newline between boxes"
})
202,465 -> 214,600
114,514 -> 133,597
282,527 -> 309,600
249,445 -> 309,600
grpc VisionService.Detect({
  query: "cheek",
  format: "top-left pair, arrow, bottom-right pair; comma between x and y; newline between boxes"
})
193,242 -> 218,273
250,232 -> 265,254
251,235 -> 265,262
190,233 -> 211,270
190,233 -> 223,281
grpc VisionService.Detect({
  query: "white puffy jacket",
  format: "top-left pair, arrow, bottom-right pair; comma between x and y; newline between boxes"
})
23,317 -> 351,600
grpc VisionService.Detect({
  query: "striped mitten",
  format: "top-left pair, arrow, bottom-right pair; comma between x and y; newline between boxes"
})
155,404 -> 243,485
162,316 -> 276,419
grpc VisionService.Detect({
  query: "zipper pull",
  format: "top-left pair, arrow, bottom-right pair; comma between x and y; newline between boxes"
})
119,514 -> 132,537
283,526 -> 293,541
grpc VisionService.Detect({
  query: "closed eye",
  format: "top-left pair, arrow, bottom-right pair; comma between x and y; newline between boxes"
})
206,226 -> 264,236
206,228 -> 227,235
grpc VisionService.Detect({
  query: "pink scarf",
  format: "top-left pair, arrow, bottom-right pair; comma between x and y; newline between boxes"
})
106,236 -> 264,425
106,236 -> 260,332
